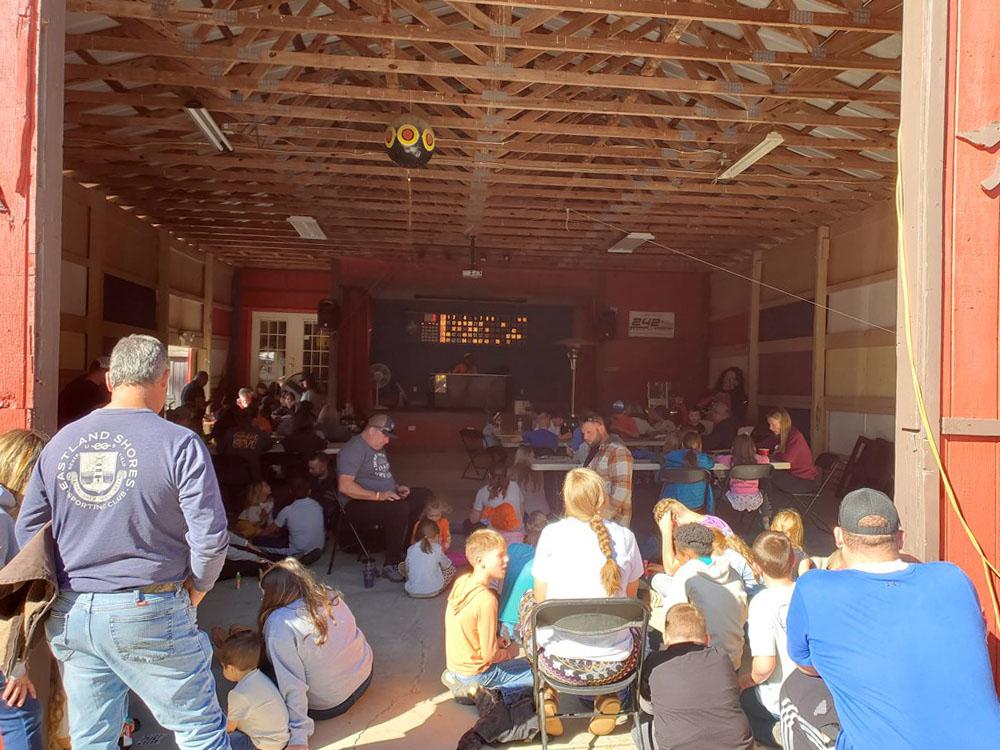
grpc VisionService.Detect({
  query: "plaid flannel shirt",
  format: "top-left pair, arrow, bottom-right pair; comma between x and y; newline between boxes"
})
589,437 -> 634,526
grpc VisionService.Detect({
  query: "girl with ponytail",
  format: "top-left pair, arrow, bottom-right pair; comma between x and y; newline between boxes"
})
529,468 -> 643,738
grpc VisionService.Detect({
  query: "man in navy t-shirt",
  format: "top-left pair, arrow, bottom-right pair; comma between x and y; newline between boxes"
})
786,488 -> 1000,749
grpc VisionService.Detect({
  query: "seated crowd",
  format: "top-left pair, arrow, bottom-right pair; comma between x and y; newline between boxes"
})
8,347 -> 997,750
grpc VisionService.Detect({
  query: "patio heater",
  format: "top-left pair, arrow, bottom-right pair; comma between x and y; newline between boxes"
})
557,338 -> 594,418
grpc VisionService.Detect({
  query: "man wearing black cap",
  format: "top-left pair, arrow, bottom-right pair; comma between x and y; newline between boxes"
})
336,414 -> 412,582
785,488 -> 1000,749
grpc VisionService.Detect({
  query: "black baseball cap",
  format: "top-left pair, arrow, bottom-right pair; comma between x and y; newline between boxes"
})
838,488 -> 900,535
366,413 -> 397,437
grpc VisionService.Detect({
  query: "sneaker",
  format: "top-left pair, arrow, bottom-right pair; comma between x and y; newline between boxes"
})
441,670 -> 479,705
381,563 -> 405,583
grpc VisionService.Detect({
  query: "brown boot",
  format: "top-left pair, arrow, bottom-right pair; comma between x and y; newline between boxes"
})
588,694 -> 621,736
542,687 -> 564,737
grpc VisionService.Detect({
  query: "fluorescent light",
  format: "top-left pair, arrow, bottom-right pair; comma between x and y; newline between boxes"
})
184,102 -> 233,152
607,232 -> 654,254
287,215 -> 328,240
718,130 -> 784,180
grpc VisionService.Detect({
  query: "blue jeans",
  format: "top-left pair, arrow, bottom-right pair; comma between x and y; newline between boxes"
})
227,730 -> 255,750
451,658 -> 534,699
46,589 -> 228,750
0,673 -> 43,750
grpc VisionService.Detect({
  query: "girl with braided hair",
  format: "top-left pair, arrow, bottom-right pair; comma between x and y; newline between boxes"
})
529,468 -> 643,738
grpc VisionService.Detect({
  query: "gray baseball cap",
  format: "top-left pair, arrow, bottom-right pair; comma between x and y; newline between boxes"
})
838,488 -> 900,535
366,413 -> 397,436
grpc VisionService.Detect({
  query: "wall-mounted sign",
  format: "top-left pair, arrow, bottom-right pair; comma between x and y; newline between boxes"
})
628,311 -> 675,338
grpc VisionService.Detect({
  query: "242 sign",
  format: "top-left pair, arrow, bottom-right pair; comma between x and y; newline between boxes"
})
628,311 -> 675,338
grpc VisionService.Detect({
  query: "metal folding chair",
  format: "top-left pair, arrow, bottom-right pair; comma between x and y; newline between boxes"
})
658,467 -> 715,513
326,508 -> 376,574
788,453 -> 846,534
724,463 -> 774,531
528,597 -> 650,750
460,427 -> 496,480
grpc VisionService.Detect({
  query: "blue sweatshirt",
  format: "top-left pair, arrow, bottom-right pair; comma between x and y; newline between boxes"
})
16,408 -> 228,593
660,448 -> 715,509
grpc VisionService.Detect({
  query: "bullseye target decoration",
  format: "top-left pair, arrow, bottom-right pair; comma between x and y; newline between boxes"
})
384,115 -> 436,168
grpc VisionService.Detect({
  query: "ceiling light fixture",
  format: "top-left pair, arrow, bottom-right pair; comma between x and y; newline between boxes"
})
287,215 -> 328,240
718,130 -> 784,180
184,101 -> 233,152
607,232 -> 654,254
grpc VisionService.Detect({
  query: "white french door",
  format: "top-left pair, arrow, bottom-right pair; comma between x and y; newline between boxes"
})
251,311 -> 329,386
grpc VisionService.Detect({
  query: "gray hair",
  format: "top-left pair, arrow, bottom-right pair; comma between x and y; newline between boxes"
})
108,335 -> 168,389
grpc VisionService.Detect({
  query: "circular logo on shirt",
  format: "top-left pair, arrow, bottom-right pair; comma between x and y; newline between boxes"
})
56,431 -> 139,509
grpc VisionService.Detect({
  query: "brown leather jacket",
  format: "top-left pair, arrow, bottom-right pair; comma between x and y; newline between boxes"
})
0,522 -> 57,676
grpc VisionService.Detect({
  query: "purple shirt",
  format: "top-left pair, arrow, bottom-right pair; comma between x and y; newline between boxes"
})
16,408 -> 228,592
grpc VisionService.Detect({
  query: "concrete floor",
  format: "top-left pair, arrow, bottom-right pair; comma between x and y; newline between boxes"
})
129,447 -> 836,749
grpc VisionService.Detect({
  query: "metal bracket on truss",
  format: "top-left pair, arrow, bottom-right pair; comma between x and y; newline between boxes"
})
810,47 -> 828,60
486,62 -> 514,77
752,50 -> 776,64
182,38 -> 200,53
151,0 -> 171,15
773,80 -> 791,94
481,114 -> 506,128
238,47 -> 262,62
788,10 -> 814,25
852,8 -> 872,25
482,90 -> 509,103
957,121 -> 1000,192
489,25 -> 521,39
213,9 -> 238,25
725,82 -> 744,95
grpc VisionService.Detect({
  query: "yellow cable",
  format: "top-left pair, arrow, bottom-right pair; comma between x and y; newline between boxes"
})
895,130 -> 1000,632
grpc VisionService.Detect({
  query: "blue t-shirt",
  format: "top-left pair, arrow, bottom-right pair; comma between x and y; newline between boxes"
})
498,543 -> 535,627
522,428 -> 559,450
16,408 -> 228,592
787,563 -> 1000,749
660,449 -> 714,509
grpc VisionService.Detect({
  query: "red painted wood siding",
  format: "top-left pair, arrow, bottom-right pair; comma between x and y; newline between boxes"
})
941,0 -> 1000,676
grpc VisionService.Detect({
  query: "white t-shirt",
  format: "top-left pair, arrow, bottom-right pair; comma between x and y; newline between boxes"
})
532,517 -> 643,661
275,497 -> 325,555
403,540 -> 453,597
747,583 -> 796,715
473,481 -> 524,528
238,499 -> 274,527
228,669 -> 291,750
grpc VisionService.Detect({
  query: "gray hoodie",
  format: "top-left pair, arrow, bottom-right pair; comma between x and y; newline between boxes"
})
662,556 -> 748,669
264,596 -> 373,746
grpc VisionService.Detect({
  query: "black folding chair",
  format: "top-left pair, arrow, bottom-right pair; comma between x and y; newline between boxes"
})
724,463 -> 774,532
528,597 -> 650,750
460,427 -> 496,480
658,467 -> 715,513
326,508 -> 378,574
788,453 -> 846,534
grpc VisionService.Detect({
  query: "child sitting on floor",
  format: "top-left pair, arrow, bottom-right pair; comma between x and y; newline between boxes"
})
214,627 -> 291,750
770,508 -> 813,577
652,522 -> 748,670
497,511 -> 548,639
739,531 -> 798,747
467,466 -> 524,542
257,475 -> 325,564
634,604 -> 752,750
442,529 -> 533,702
410,495 -> 452,551
402,518 -> 457,598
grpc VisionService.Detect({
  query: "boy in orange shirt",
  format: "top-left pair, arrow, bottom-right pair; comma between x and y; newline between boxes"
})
441,529 -> 534,701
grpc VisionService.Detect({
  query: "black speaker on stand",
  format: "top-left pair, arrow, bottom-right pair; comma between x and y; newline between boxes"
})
596,308 -> 617,340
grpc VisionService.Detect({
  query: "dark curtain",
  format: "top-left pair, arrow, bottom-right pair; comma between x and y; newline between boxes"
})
337,286 -> 373,415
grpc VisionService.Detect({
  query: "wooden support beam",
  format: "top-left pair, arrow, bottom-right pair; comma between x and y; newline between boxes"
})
811,225 -> 830,453
66,0 -> 902,73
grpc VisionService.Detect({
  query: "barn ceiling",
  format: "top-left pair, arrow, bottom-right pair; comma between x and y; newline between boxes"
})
63,0 -> 902,271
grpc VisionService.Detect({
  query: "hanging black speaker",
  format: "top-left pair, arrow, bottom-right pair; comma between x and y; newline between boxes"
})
596,308 -> 617,340
318,298 -> 340,330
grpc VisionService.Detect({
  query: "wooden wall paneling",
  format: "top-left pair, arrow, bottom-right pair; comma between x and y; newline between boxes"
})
828,410 -> 896,455
825,347 -> 896,398
61,260 -> 88,317
213,260 -> 234,307
758,351 -> 813,398
156,230 -> 171,342
169,246 -> 205,297
827,200 -> 898,285
827,279 -> 897,334
203,252 -> 214,392
106,209 -> 159,284
748,251 -> 762,423
813,225 -> 831,453
759,300 -> 815,341
760,235 -> 815,305
86,188 -> 106,361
